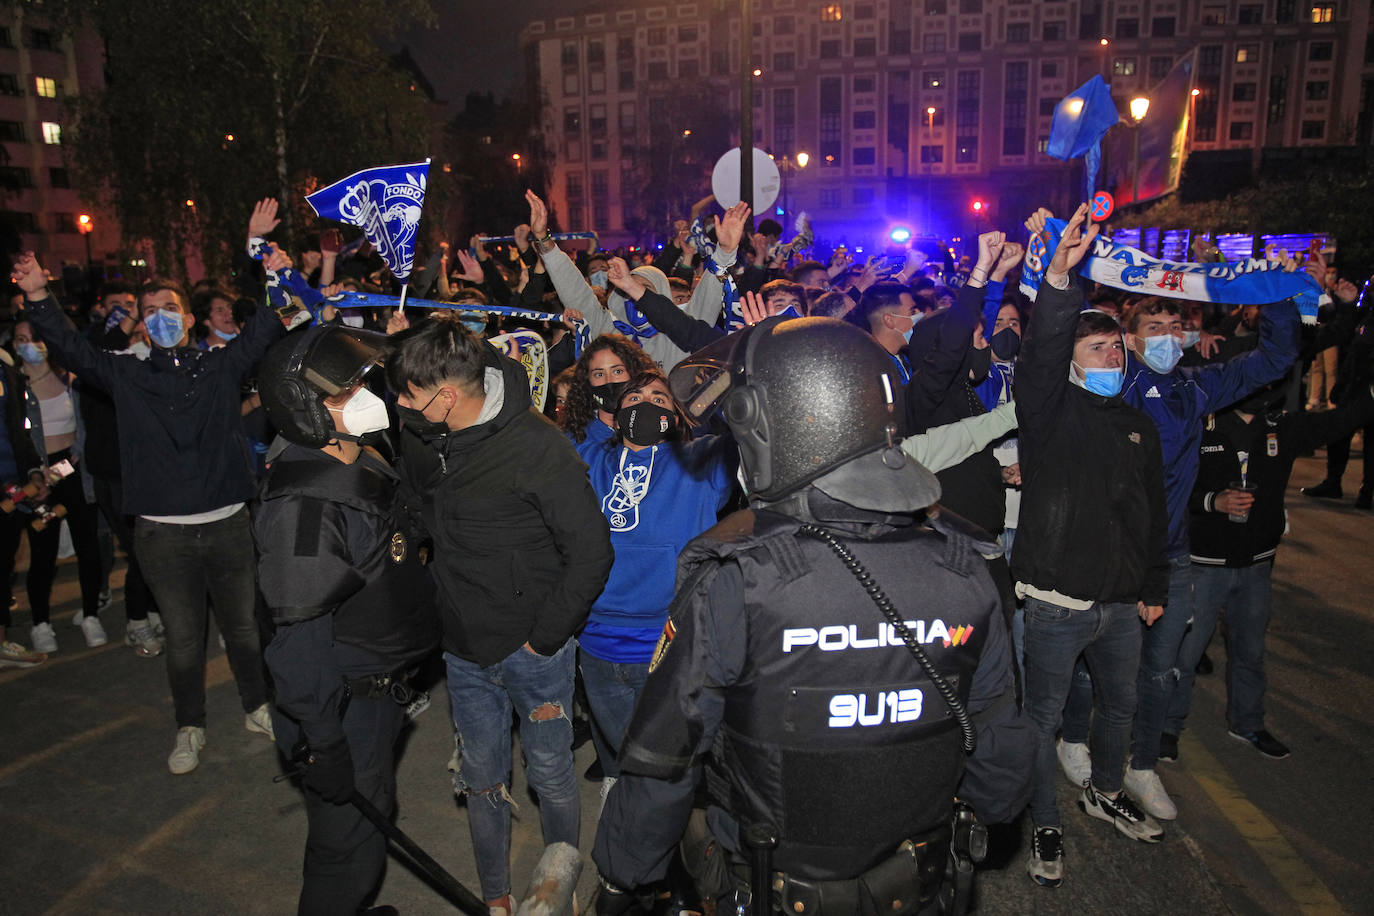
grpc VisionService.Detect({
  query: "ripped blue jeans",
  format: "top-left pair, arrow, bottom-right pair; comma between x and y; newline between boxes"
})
444,640 -> 579,900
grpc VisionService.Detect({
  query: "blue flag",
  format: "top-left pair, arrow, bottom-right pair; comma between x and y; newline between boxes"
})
307,160 -> 429,282
1047,76 -> 1120,201
1020,219 -> 1325,323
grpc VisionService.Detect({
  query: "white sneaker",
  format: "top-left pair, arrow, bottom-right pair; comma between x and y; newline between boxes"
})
244,703 -> 275,741
1124,766 -> 1178,820
125,621 -> 165,658
1057,739 -> 1091,787
72,609 -> 84,627
30,622 -> 57,654
80,615 -> 108,648
147,611 -> 166,637
168,726 -> 206,775
0,640 -> 46,668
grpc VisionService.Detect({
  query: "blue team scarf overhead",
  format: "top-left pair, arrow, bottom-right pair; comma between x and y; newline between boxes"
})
1020,219 -> 1325,323
1047,76 -> 1120,201
307,160 -> 429,282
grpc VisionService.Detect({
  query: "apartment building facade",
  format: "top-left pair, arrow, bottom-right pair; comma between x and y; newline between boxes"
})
522,0 -> 1371,248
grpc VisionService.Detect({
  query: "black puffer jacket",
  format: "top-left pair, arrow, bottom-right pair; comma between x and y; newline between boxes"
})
400,347 -> 613,666
1012,279 -> 1169,606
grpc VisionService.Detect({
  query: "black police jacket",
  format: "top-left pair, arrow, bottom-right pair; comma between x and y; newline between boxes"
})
256,445 -> 440,750
594,489 -> 1017,887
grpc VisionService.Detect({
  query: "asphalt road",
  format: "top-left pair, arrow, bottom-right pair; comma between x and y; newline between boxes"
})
1,452 -> 1368,915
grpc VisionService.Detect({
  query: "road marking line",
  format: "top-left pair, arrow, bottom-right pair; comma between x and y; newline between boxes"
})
0,712 -> 145,783
39,791 -> 225,916
1181,731 -> 1346,914
0,639 -> 123,684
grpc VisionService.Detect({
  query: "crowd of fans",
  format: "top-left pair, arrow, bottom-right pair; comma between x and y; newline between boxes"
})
1,187 -> 1370,909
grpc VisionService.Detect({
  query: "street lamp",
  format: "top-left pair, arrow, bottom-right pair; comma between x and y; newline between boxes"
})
512,152 -> 522,175
778,151 -> 809,219
77,213 -> 93,284
924,107 -> 937,232
1129,96 -> 1150,205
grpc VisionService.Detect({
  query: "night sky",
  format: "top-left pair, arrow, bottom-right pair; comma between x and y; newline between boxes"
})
399,0 -> 549,111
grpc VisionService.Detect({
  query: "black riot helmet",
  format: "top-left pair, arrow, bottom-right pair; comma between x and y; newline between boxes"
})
258,324 -> 388,448
669,316 -> 941,510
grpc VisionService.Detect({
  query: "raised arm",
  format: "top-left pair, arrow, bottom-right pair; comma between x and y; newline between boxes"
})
13,253 -> 121,392
1014,205 -> 1100,448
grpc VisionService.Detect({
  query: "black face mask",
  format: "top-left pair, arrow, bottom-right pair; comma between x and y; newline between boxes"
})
990,327 -> 1021,361
397,391 -> 451,441
616,402 -> 677,446
590,379 -> 630,414
964,346 -> 993,385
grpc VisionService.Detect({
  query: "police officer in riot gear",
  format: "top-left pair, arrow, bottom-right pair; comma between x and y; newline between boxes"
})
592,316 -> 1023,915
255,325 -> 439,916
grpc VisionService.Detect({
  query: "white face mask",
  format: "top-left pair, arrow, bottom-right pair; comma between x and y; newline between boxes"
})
331,386 -> 389,437
340,313 -> 365,329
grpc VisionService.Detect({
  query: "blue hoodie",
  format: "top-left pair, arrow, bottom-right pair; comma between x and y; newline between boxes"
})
1122,298 -> 1299,559
580,434 -> 734,663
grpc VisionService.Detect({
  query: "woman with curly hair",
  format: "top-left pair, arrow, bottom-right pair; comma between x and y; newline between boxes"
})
577,367 -> 735,796
559,333 -> 657,453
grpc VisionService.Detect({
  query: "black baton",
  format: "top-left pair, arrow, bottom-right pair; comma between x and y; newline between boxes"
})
348,790 -> 489,915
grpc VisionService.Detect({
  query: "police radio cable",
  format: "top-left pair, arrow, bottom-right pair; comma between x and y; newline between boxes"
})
797,524 -> 977,754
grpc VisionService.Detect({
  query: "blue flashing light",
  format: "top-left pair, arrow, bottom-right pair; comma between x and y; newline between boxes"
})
775,207 -> 785,216
655,243 -> 663,250
889,226 -> 912,244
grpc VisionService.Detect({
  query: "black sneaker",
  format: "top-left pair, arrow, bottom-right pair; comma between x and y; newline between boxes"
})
1229,728 -> 1290,759
1078,785 -> 1164,843
1158,732 -> 1179,762
1302,479 -> 1343,499
1027,826 -> 1063,887
1355,487 -> 1372,510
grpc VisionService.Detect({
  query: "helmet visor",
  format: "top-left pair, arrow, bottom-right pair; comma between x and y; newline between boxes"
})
667,326 -> 755,423
299,327 -> 388,397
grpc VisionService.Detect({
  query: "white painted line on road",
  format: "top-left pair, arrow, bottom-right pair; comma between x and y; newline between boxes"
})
1181,731 -> 1346,915
39,791 -> 226,916
0,711 -> 145,783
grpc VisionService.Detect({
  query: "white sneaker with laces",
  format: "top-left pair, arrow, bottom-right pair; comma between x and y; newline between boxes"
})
245,703 -> 275,741
168,726 -> 206,775
1124,766 -> 1178,820
0,640 -> 46,668
1056,739 -> 1091,787
125,621 -> 165,658
1078,784 -> 1164,843
30,622 -> 57,654
80,615 -> 108,648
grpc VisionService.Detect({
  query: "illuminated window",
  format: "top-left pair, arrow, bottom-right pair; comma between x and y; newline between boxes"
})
1112,57 -> 1137,76
41,121 -> 60,144
1236,44 -> 1259,62
821,4 -> 843,22
1310,3 -> 1334,23
34,76 -> 56,98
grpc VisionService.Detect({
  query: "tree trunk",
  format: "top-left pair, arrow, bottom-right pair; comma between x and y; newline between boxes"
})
272,72 -> 292,243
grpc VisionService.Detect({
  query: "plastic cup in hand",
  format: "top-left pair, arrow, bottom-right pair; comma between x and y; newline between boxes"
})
1228,482 -> 1257,523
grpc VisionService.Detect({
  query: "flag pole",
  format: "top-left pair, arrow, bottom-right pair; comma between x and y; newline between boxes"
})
398,282 -> 409,314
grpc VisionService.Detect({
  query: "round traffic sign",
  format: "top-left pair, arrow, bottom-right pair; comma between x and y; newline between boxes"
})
1090,191 -> 1114,222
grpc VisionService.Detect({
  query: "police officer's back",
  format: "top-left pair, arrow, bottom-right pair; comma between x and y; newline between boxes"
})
592,317 -> 1022,916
